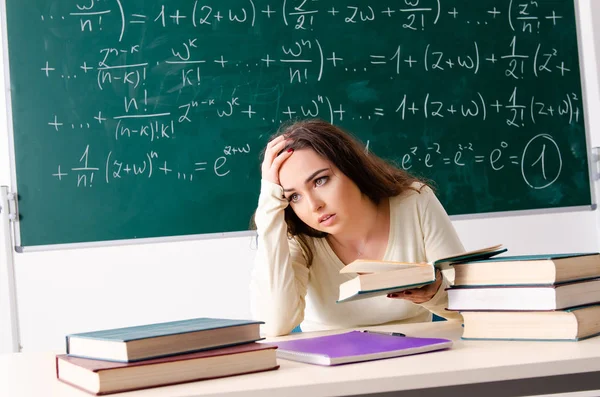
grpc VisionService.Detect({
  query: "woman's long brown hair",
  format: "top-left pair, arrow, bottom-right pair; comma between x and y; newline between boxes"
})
253,119 -> 427,266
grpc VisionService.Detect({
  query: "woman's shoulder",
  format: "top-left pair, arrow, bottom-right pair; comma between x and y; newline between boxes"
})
390,181 -> 434,205
290,234 -> 326,259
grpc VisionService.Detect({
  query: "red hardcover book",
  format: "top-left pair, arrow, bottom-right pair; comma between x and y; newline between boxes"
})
56,343 -> 279,395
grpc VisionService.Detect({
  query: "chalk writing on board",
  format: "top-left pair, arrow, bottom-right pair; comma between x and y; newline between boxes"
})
6,0 -> 591,247
51,144 -> 249,187
35,0 -> 581,192
50,0 -> 565,34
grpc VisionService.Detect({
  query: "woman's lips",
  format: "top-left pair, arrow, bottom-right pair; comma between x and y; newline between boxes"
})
319,214 -> 336,226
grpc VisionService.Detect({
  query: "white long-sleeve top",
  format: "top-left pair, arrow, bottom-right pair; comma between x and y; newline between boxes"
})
250,180 -> 465,336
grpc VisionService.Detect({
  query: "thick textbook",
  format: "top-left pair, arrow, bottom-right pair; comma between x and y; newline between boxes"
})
263,331 -> 452,366
338,265 -> 435,303
452,253 -> 600,286
447,278 -> 600,311
56,343 -> 279,395
66,318 -> 263,362
461,304 -> 600,341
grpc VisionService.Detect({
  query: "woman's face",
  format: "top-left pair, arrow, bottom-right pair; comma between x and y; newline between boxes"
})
278,148 -> 365,235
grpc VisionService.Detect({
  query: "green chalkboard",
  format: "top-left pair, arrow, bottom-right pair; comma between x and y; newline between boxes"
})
3,0 -> 592,248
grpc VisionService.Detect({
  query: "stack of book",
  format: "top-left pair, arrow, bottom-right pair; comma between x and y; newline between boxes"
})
446,253 -> 600,341
56,318 -> 279,395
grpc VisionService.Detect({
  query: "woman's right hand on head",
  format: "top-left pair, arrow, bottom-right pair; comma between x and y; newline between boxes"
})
261,135 -> 293,185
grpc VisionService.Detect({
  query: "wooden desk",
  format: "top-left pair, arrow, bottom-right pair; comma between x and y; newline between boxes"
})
2,321 -> 600,397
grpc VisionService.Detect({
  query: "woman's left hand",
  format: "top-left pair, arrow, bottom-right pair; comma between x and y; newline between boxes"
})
387,269 -> 442,304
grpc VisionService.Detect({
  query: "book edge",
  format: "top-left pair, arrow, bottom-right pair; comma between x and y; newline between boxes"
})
65,338 -> 268,363
57,364 -> 280,395
458,252 -> 600,264
337,280 -> 435,303
67,319 -> 264,342
460,333 -> 600,342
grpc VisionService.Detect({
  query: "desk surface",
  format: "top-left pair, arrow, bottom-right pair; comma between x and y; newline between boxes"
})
2,321 -> 600,397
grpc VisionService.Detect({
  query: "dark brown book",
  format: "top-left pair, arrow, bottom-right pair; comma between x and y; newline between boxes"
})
56,343 -> 279,395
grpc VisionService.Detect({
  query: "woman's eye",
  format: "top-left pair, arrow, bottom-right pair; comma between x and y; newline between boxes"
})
315,176 -> 328,187
289,193 -> 299,202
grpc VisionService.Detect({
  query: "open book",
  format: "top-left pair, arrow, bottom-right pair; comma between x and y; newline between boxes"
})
337,245 -> 505,303
340,244 -> 506,274
338,265 -> 436,303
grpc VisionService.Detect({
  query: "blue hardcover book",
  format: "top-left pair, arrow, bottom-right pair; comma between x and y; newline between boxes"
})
66,318 -> 263,362
452,252 -> 600,286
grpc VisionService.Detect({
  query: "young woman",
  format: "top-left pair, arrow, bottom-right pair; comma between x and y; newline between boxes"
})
250,119 -> 465,336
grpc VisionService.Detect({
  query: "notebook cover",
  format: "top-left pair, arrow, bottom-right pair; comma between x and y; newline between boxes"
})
265,331 -> 451,365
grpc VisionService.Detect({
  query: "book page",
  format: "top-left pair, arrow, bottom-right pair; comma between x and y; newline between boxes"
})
340,260 -> 425,274
440,244 -> 504,261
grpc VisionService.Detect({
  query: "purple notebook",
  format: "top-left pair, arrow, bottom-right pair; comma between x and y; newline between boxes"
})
266,331 -> 452,366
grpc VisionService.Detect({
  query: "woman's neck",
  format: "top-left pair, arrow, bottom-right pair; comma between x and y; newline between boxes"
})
327,197 -> 389,262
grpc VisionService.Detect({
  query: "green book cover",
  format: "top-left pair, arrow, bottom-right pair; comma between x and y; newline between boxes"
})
67,318 -> 262,342
66,318 -> 264,362
435,248 -> 507,268
462,252 -> 598,264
